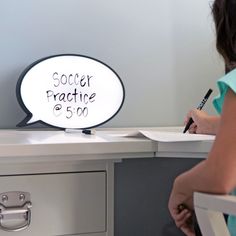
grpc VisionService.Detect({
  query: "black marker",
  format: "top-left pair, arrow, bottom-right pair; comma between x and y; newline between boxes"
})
65,128 -> 96,135
82,129 -> 96,135
183,89 -> 213,133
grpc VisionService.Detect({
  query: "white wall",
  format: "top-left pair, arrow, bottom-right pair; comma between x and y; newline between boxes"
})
0,0 -> 224,128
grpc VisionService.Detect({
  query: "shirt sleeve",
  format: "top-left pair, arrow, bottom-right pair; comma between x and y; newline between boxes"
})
213,69 -> 236,114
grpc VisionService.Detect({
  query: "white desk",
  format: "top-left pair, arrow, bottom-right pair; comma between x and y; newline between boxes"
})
0,128 -> 213,236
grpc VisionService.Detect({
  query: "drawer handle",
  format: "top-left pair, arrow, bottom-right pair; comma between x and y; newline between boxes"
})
0,201 -> 32,232
0,192 -> 32,232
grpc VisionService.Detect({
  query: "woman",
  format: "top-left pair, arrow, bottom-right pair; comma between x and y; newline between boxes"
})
168,0 -> 236,235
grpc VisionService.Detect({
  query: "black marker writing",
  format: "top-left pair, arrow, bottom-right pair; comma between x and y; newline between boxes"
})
52,72 -> 93,87
53,104 -> 62,117
46,89 -> 96,104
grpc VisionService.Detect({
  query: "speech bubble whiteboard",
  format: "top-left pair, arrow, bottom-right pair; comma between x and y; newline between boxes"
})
16,54 -> 125,129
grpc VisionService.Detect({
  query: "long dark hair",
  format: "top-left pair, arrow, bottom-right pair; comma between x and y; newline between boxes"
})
212,0 -> 236,71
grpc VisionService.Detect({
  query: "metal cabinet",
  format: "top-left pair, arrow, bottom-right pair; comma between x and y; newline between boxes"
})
0,171 -> 106,236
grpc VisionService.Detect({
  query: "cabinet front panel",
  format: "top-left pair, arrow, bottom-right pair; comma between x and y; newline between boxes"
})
0,171 -> 106,236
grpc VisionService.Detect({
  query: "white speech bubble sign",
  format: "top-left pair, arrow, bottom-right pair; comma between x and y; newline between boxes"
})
16,54 -> 125,129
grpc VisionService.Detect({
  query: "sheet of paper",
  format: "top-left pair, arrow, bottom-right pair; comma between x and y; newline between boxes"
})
138,130 -> 215,142
108,131 -> 143,137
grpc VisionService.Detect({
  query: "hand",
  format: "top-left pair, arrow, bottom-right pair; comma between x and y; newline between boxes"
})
168,196 -> 195,235
172,208 -> 195,236
184,109 -> 220,135
168,179 -> 195,236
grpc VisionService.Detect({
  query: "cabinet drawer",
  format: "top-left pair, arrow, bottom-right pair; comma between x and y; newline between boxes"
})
0,171 -> 106,236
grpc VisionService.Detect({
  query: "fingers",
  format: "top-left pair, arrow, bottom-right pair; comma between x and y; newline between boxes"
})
184,111 -> 193,125
188,124 -> 197,134
181,226 -> 196,236
176,210 -> 195,236
184,110 -> 198,129
184,109 -> 206,133
171,206 -> 195,236
174,208 -> 192,228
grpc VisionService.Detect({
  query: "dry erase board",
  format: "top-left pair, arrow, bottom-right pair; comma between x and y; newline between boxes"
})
16,54 -> 125,129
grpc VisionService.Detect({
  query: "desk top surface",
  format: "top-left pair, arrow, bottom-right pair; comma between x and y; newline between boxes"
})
0,127 -> 213,159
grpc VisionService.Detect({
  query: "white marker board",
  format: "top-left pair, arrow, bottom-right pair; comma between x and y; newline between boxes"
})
16,54 -> 125,129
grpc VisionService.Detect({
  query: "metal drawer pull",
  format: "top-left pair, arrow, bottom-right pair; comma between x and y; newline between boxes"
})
0,192 -> 32,232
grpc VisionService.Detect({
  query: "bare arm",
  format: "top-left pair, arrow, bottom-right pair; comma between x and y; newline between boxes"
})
179,88 -> 236,198
168,88 -> 236,234
200,88 -> 236,191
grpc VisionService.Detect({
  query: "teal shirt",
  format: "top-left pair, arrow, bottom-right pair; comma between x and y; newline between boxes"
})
213,68 -> 236,113
212,68 -> 236,236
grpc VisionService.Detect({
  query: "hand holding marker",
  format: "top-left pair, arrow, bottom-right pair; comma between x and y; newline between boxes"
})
183,89 -> 213,133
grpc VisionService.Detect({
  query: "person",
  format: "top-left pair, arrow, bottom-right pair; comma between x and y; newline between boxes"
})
168,0 -> 236,235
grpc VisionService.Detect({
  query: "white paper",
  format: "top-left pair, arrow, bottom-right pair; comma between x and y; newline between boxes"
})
108,131 -> 143,138
138,130 -> 215,142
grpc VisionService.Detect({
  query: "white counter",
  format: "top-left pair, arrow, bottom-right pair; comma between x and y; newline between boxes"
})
0,127 -> 213,161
